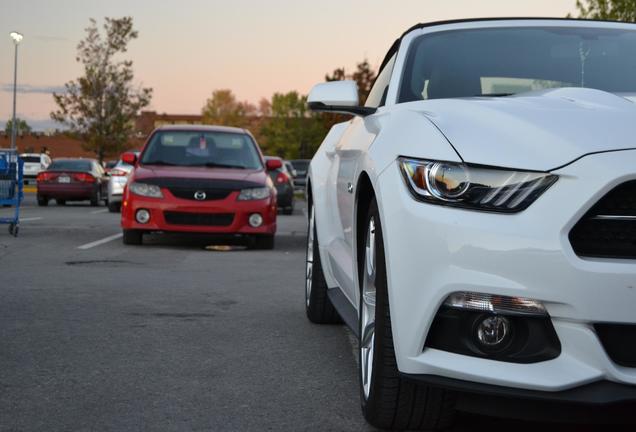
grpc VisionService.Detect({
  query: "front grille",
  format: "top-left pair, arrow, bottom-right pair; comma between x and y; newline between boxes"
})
164,211 -> 234,227
595,323 -> 636,368
569,181 -> 636,259
141,177 -> 261,202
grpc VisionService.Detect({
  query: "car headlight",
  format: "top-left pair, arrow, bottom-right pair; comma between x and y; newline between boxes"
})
237,187 -> 270,201
129,182 -> 163,198
398,157 -> 557,212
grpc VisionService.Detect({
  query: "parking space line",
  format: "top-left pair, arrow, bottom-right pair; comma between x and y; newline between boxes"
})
77,233 -> 123,250
90,209 -> 109,214
20,217 -> 43,222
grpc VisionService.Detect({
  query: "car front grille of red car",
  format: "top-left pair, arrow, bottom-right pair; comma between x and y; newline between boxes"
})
163,211 -> 234,227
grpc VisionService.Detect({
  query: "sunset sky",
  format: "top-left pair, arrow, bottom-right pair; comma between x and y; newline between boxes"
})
1,0 -> 576,130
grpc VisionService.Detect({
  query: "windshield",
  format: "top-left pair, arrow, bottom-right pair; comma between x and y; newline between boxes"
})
399,26 -> 636,102
140,130 -> 263,169
48,160 -> 92,171
290,160 -> 309,172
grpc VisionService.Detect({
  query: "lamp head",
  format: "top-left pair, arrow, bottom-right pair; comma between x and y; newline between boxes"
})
10,32 -> 23,45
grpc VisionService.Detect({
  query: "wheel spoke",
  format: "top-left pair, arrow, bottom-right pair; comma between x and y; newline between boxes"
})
305,206 -> 315,306
361,217 -> 377,400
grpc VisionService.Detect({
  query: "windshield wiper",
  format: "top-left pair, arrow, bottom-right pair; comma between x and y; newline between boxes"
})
142,160 -> 180,166
477,93 -> 514,97
202,162 -> 247,169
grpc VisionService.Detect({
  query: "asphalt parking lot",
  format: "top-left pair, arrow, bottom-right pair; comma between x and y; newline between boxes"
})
0,194 -> 628,431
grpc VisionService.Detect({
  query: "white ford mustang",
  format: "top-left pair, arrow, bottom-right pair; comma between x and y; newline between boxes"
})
305,18 -> 636,429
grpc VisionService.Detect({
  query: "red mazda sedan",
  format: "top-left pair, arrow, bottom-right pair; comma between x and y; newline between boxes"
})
120,125 -> 280,248
36,158 -> 109,206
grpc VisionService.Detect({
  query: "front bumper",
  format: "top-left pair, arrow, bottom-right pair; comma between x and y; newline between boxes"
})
376,150 -> 636,393
121,188 -> 277,235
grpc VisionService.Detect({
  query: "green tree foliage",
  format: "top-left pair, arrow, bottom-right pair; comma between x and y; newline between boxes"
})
259,92 -> 328,159
4,118 -> 32,136
201,89 -> 256,127
571,0 -> 636,21
51,17 -> 152,162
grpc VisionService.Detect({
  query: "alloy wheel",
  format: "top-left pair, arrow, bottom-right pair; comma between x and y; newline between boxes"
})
361,217 -> 377,400
305,206 -> 315,307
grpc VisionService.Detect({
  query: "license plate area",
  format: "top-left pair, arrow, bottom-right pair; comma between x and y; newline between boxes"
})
58,175 -> 71,183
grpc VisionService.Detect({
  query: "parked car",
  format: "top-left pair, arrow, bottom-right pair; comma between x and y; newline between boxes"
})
103,160 -> 118,174
107,153 -> 139,213
20,153 -> 51,183
120,125 -> 279,248
289,159 -> 309,190
304,18 -> 636,429
36,158 -> 109,206
284,160 -> 297,178
265,156 -> 295,215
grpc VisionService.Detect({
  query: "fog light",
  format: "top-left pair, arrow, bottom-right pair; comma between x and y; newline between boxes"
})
248,213 -> 263,227
476,315 -> 511,347
135,209 -> 151,224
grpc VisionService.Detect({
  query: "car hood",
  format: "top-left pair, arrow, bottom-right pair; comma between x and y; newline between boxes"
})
134,165 -> 267,184
415,87 -> 636,171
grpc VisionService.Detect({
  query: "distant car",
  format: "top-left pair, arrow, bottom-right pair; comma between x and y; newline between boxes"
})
107,153 -> 138,213
36,158 -> 109,206
120,125 -> 279,248
103,160 -> 118,174
284,160 -> 297,178
289,159 -> 309,190
20,153 -> 51,183
265,156 -> 295,215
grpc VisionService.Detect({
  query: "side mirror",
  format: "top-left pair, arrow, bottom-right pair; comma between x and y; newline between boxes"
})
307,80 -> 376,117
121,152 -> 137,165
266,158 -> 282,171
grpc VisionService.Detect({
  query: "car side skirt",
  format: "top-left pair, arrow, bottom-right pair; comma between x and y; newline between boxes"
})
327,288 -> 359,338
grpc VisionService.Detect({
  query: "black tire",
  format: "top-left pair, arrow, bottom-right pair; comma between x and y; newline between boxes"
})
90,190 -> 100,206
108,201 -> 121,213
37,195 -> 49,206
360,198 -> 456,431
251,235 -> 275,250
305,204 -> 341,324
56,199 -> 66,206
122,229 -> 143,245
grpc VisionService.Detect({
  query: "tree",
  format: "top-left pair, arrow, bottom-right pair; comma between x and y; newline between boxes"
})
324,60 -> 377,104
201,89 -> 256,127
5,118 -> 32,136
352,60 -> 376,105
259,91 -> 328,159
571,0 -> 636,21
51,17 -> 152,162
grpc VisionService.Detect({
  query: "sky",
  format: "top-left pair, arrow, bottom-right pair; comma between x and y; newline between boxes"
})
0,0 -> 577,130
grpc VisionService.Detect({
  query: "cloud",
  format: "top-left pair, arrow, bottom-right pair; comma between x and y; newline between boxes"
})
1,84 -> 65,94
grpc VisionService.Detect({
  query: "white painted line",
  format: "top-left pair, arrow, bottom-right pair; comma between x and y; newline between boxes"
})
77,233 -> 123,250
20,217 -> 43,222
90,209 -> 108,214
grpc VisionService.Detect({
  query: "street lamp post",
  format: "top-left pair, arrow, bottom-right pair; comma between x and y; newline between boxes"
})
9,31 -> 23,150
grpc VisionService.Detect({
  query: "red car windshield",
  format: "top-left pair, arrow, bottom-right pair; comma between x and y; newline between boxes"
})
140,130 -> 263,170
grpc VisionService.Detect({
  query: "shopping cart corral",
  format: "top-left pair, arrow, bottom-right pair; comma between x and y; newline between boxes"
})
0,149 -> 24,237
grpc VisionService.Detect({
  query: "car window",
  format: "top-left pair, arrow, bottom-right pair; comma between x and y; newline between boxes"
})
141,131 -> 263,169
291,160 -> 309,172
365,53 -> 396,108
399,26 -> 636,102
48,160 -> 92,171
21,156 -> 42,163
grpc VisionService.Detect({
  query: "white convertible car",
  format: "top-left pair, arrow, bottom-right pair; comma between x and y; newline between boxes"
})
305,18 -> 636,429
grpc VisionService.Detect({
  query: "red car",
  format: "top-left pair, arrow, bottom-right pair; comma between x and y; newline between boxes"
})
120,125 -> 280,248
36,158 -> 109,206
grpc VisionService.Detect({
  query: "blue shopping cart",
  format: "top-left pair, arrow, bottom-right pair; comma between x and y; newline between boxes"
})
0,149 -> 24,237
